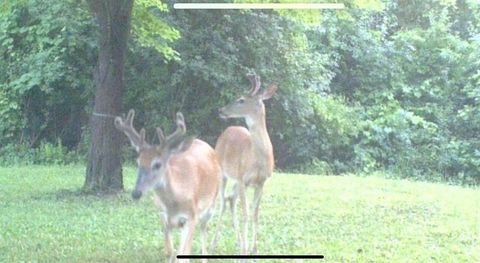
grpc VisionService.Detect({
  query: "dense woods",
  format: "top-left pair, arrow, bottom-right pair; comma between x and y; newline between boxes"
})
0,0 -> 479,185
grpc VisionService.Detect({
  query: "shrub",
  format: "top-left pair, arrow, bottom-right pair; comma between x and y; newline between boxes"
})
291,158 -> 334,175
308,93 -> 363,173
0,140 -> 83,166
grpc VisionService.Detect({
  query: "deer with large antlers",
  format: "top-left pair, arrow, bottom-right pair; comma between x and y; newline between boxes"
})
114,110 -> 221,262
213,73 -> 278,254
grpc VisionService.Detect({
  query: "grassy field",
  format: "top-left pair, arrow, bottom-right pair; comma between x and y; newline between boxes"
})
0,166 -> 479,262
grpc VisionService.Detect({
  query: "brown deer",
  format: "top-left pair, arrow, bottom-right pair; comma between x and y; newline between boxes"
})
213,74 -> 277,254
114,110 -> 221,262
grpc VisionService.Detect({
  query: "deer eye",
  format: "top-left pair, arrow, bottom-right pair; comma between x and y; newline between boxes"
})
152,162 -> 162,170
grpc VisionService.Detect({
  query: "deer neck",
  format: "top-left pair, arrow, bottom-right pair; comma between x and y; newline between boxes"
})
154,165 -> 173,200
245,113 -> 273,160
154,166 -> 187,215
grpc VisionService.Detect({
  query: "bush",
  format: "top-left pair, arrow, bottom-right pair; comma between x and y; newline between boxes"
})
308,93 -> 363,173
291,158 -> 334,175
0,140 -> 83,166
0,144 -> 35,166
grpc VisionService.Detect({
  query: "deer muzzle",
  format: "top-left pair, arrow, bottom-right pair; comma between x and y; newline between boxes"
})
218,107 -> 228,119
132,168 -> 149,200
132,190 -> 142,199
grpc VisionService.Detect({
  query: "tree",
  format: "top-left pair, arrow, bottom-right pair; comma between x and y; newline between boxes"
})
83,0 -> 178,193
84,0 -> 134,192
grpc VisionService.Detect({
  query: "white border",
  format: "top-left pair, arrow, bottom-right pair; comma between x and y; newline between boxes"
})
173,3 -> 345,10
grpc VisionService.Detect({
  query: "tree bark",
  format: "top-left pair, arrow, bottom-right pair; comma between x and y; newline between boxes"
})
84,0 -> 134,193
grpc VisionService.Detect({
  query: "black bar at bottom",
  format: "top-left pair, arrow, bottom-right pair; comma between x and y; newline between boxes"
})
177,255 -> 324,259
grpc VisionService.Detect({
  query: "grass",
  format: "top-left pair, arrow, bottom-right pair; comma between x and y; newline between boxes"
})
0,166 -> 479,262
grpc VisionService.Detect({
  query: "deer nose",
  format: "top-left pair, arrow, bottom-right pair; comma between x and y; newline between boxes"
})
132,190 -> 142,200
218,108 -> 227,119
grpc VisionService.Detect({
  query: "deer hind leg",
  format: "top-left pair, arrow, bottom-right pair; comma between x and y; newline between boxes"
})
250,186 -> 264,255
211,176 -> 228,250
228,182 -> 239,214
226,182 -> 242,251
237,182 -> 248,255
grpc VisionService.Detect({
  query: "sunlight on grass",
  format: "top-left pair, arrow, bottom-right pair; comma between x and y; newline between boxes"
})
0,166 -> 478,262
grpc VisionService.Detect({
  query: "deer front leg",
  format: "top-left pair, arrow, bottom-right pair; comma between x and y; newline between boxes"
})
163,223 -> 174,262
250,186 -> 263,255
178,217 -> 197,263
211,176 -> 228,250
200,210 -> 213,263
162,214 -> 174,263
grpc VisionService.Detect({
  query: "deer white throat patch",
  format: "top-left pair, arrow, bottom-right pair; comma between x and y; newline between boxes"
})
245,116 -> 254,128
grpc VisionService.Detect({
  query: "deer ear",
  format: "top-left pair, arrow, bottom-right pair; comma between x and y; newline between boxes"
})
261,84 -> 278,100
169,136 -> 195,155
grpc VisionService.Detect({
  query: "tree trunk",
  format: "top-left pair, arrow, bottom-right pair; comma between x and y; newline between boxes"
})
84,0 -> 134,193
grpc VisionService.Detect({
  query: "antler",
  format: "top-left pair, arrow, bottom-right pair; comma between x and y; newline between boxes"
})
156,112 -> 187,150
166,112 -> 186,142
114,109 -> 147,151
247,73 -> 261,96
156,127 -> 165,146
154,112 -> 187,150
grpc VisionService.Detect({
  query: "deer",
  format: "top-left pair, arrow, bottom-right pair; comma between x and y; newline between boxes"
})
114,109 -> 222,263
212,73 -> 277,255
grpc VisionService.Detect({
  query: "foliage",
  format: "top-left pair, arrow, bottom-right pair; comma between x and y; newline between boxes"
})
123,8 -> 334,168
0,0 -> 95,148
309,0 -> 480,183
301,94 -> 362,173
0,141 -> 81,166
132,0 -> 180,60
1,0 -> 480,184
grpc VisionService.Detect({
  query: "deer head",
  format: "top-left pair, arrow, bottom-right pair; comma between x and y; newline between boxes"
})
219,73 -> 277,122
115,110 -> 194,199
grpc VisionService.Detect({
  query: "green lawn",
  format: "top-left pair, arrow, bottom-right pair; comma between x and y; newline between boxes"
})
0,166 -> 479,262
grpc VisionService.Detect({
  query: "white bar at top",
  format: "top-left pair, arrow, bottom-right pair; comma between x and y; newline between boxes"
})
173,3 -> 345,10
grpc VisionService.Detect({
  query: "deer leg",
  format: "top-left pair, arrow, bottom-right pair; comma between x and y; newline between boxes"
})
237,182 -> 248,255
200,211 -> 212,263
211,176 -> 228,250
162,215 -> 174,262
228,182 -> 239,214
227,183 -> 242,250
178,217 -> 197,263
250,186 -> 264,255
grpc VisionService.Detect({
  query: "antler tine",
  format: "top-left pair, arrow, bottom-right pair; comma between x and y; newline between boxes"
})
247,73 -> 261,96
139,128 -> 146,144
166,112 -> 187,142
247,73 -> 256,94
175,112 -> 186,132
126,109 -> 134,125
114,109 -> 146,151
156,127 -> 165,146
